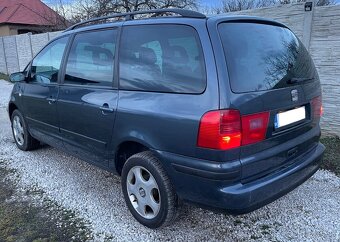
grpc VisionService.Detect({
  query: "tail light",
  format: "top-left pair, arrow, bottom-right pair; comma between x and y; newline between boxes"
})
197,110 -> 241,150
241,112 -> 270,146
311,96 -> 323,119
197,109 -> 269,150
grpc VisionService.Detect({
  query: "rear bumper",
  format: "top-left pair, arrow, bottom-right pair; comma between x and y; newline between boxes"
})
155,142 -> 325,214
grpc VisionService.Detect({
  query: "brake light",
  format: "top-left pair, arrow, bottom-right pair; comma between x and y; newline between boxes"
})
197,110 -> 241,150
311,96 -> 323,118
241,112 -> 270,146
197,109 -> 270,150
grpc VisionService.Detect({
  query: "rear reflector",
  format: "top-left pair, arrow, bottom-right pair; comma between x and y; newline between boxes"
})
311,96 -> 323,119
197,109 -> 269,150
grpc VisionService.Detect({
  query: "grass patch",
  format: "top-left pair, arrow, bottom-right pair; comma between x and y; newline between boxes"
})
0,72 -> 9,81
0,159 -> 93,241
320,136 -> 340,176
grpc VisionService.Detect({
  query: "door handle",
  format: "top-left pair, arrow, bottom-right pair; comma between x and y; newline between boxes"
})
100,104 -> 114,114
47,97 -> 56,104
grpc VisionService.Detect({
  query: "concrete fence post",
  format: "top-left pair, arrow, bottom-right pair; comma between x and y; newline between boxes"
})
302,0 -> 316,50
29,32 -> 34,59
15,36 -> 20,72
0,37 -> 8,75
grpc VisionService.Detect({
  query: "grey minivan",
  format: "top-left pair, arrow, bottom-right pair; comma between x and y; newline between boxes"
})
8,9 -> 324,228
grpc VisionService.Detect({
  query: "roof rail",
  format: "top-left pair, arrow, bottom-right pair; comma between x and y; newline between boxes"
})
64,8 -> 206,32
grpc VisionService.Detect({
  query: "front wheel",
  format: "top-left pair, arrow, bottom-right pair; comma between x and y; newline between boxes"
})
121,151 -> 178,228
11,109 -> 39,151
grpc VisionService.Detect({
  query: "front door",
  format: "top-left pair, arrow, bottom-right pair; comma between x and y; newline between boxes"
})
22,36 -> 69,146
58,29 -> 118,165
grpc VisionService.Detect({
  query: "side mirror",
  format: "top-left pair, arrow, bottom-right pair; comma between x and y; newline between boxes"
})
9,72 -> 26,83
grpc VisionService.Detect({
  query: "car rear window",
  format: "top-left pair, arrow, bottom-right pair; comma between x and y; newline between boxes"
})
119,24 -> 206,93
218,22 -> 317,93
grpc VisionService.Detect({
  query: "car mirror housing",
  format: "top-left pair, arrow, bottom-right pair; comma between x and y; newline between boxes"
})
9,72 -> 26,83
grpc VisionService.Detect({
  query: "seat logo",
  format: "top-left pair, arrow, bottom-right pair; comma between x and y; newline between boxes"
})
291,89 -> 298,102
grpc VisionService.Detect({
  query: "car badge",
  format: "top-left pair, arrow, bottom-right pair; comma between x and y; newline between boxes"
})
291,89 -> 298,102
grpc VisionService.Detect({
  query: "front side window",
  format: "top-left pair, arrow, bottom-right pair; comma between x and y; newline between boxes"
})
64,29 -> 117,87
30,36 -> 68,84
120,25 -> 206,93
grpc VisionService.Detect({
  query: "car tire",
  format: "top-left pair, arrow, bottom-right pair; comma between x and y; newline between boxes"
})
11,109 -> 40,151
121,151 -> 178,228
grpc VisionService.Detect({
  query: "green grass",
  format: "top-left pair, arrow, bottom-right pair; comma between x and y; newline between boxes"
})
0,72 -> 9,81
0,159 -> 93,242
320,136 -> 340,176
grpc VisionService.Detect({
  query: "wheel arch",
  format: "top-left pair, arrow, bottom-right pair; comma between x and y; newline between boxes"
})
114,139 -> 151,175
8,102 -> 18,119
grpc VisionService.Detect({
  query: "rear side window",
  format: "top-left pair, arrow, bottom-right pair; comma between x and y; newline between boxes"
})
119,24 -> 206,93
219,22 -> 317,93
64,29 -> 117,87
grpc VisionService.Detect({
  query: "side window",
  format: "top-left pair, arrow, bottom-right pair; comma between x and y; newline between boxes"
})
30,36 -> 68,84
64,29 -> 117,87
119,25 -> 206,93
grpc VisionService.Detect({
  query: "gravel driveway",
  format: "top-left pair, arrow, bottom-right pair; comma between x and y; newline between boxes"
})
0,80 -> 339,241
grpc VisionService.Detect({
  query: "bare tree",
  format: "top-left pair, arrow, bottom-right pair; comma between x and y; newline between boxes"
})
212,0 -> 335,13
220,0 -> 278,12
288,0 -> 335,6
111,0 -> 198,12
71,0 -> 198,21
41,0 -> 73,28
49,0 -> 72,27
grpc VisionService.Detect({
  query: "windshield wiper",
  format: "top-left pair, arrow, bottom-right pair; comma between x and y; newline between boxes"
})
287,77 -> 314,84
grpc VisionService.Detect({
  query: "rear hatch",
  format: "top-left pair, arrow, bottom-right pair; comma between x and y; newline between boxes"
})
218,21 -> 322,182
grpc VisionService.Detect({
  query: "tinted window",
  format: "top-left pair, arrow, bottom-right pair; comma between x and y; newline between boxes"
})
219,23 -> 317,93
120,25 -> 206,93
30,37 -> 68,84
64,29 -> 117,86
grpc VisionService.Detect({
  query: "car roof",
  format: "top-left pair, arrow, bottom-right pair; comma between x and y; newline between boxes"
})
59,9 -> 288,37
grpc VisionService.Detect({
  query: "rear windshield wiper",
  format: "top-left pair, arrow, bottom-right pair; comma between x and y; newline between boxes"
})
287,77 -> 314,84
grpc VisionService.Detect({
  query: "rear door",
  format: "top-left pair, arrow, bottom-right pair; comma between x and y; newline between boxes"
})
217,21 -> 322,181
58,28 -> 119,164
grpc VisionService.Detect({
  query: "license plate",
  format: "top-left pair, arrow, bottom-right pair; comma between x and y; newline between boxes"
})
275,106 -> 306,129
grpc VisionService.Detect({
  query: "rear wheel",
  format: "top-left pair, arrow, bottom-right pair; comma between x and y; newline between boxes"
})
11,110 -> 39,151
121,151 -> 178,228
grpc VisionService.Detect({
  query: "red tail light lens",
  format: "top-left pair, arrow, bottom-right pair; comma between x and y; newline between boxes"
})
311,96 -> 323,119
197,110 -> 270,150
241,112 -> 270,146
197,110 -> 241,150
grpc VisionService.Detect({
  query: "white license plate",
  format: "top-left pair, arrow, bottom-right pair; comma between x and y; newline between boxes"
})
275,106 -> 306,129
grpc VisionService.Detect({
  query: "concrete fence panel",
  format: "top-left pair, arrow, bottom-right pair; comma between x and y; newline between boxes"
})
30,33 -> 49,57
310,5 -> 340,135
16,34 -> 33,71
224,3 -> 306,40
3,36 -> 19,74
48,31 -> 62,41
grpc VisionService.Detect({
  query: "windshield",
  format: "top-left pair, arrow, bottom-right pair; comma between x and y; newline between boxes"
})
219,22 -> 317,93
